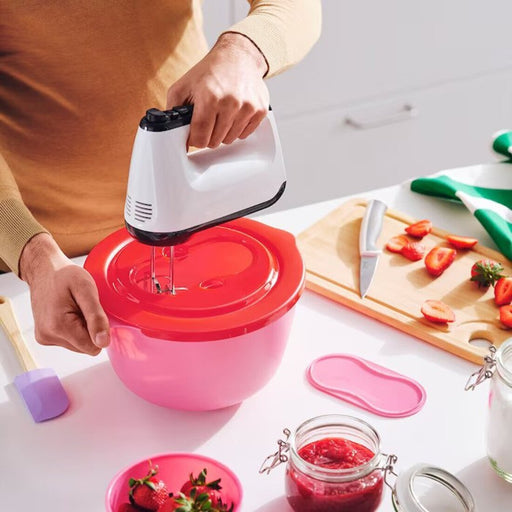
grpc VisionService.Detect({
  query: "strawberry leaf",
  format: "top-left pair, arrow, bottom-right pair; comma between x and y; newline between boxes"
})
196,492 -> 209,502
206,478 -> 222,490
145,480 -> 156,491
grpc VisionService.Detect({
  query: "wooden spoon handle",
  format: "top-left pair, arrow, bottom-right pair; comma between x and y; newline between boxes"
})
0,296 -> 38,372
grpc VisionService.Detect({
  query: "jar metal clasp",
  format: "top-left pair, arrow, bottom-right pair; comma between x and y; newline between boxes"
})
465,345 -> 497,391
259,428 -> 291,475
379,453 -> 399,490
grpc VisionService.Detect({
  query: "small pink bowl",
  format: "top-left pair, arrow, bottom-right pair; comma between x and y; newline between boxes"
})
106,452 -> 243,511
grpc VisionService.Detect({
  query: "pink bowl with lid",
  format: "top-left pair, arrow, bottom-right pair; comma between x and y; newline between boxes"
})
84,217 -> 304,410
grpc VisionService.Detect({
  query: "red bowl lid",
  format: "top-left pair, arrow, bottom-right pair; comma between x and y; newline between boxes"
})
84,218 -> 304,341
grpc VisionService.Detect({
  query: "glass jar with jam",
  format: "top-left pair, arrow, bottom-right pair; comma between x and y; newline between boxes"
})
466,338 -> 512,483
285,415 -> 385,512
261,414 -> 475,512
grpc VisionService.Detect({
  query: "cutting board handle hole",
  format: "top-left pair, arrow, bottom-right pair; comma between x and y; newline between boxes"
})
468,337 -> 493,350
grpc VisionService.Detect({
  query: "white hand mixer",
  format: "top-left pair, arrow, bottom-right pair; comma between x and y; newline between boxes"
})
124,106 -> 286,293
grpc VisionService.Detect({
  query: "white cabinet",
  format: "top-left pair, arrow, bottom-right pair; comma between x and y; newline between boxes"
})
203,1 -> 512,210
274,70 -> 512,210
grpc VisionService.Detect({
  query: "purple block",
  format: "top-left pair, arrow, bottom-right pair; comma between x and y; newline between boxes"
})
14,368 -> 70,422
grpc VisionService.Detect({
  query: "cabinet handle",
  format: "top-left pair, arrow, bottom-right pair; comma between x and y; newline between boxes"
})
345,103 -> 418,130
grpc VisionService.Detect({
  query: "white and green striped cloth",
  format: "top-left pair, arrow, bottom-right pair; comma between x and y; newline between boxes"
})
411,162 -> 512,260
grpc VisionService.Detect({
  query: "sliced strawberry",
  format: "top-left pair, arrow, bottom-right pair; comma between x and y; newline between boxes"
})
500,305 -> 512,328
401,241 -> 425,261
386,235 -> 409,253
421,300 -> 455,323
470,259 -> 505,288
424,246 -> 456,277
405,219 -> 432,238
495,277 -> 512,306
446,234 -> 478,249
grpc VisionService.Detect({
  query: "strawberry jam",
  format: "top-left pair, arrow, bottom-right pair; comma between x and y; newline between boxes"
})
285,437 -> 384,512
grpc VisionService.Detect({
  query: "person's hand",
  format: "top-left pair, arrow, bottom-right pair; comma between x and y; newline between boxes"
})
19,233 -> 110,355
167,32 -> 269,149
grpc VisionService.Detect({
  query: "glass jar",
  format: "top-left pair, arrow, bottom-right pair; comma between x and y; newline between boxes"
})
285,415 -> 385,512
261,414 -> 475,512
467,338 -> 512,482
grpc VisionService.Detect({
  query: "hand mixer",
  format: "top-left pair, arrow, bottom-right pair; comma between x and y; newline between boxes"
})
124,106 -> 286,294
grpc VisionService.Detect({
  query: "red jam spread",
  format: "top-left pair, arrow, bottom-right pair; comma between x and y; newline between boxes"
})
285,437 -> 384,512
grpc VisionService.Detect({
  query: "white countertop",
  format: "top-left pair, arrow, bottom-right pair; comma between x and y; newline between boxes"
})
1,178 -> 511,511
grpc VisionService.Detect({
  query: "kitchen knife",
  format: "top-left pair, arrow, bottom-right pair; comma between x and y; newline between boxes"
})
359,199 -> 388,298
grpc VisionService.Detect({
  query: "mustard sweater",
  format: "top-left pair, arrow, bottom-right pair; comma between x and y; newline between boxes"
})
0,0 -> 321,274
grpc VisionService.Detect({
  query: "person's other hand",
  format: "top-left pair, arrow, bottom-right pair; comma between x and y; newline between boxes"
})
19,233 -> 110,355
167,32 -> 269,149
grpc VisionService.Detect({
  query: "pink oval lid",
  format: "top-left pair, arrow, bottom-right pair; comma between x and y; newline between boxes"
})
306,354 -> 426,418
84,218 -> 304,341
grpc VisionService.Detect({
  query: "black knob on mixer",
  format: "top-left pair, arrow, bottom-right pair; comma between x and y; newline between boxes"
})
140,108 -> 173,132
140,106 -> 194,131
145,108 -> 169,123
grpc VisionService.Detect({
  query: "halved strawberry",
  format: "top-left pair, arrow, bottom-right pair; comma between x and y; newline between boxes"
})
500,305 -> 512,328
495,277 -> 512,306
446,234 -> 478,249
421,300 -> 455,323
386,235 -> 409,253
425,246 -> 456,277
129,465 -> 169,511
405,219 -> 432,238
470,259 -> 505,288
401,241 -> 425,261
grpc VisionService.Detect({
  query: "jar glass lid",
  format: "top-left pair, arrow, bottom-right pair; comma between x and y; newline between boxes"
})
392,464 -> 475,512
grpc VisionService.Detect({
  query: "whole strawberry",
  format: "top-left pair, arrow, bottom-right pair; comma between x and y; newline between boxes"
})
158,494 -> 190,512
470,259 -> 505,288
180,469 -> 233,512
129,464 -> 170,511
158,491 -> 233,512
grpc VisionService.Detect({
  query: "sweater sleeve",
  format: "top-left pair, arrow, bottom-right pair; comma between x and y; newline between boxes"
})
223,0 -> 322,78
0,153 -> 48,275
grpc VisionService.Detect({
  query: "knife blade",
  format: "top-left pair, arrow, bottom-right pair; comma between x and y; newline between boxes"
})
359,199 -> 388,298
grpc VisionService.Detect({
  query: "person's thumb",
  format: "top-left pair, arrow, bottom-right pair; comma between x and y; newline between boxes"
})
72,279 -> 110,348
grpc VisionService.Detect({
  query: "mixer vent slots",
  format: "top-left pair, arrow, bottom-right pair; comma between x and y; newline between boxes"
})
133,199 -> 153,223
125,195 -> 133,217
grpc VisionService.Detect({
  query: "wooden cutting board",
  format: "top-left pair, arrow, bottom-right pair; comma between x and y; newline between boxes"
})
296,197 -> 512,364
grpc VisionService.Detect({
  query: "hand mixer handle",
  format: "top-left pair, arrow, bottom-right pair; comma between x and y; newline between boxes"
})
125,105 -> 286,244
184,107 -> 279,176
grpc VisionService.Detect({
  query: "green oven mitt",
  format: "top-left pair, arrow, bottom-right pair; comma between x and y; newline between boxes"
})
410,133 -> 512,260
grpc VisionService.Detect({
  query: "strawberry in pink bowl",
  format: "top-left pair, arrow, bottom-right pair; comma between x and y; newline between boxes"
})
106,453 -> 242,512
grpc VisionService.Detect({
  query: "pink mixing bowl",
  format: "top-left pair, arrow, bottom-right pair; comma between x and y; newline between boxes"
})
106,452 -> 243,511
85,218 -> 304,410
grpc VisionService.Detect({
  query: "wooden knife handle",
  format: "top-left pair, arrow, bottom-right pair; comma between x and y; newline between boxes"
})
0,296 -> 38,372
